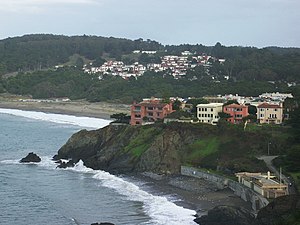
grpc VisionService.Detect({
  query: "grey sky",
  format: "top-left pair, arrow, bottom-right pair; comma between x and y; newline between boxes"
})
0,0 -> 299,47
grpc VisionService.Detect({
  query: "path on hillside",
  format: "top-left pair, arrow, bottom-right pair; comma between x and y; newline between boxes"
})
258,155 -> 296,195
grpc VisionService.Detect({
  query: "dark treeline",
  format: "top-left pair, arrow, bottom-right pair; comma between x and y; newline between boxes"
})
0,34 -> 300,102
2,67 -> 298,103
0,34 -> 162,74
0,34 -> 299,82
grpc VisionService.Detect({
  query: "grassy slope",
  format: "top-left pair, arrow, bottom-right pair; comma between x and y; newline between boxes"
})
123,122 -> 292,174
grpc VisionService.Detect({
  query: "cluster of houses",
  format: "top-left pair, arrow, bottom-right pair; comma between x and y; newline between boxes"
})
130,92 -> 293,126
84,61 -> 146,79
130,94 -> 292,199
83,50 -> 225,79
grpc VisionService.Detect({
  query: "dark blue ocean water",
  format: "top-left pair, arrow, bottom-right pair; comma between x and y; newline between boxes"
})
0,110 -> 196,225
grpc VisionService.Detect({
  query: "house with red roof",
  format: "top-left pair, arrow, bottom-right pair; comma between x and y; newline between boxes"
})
130,98 -> 175,125
257,103 -> 283,124
223,103 -> 249,124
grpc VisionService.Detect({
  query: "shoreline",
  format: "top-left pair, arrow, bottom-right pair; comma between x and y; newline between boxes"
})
0,99 -> 131,120
133,173 -> 252,218
0,97 -> 253,221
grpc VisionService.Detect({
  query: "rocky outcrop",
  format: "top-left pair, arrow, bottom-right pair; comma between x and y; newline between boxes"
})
54,123 -> 207,174
194,205 -> 254,225
197,195 -> 300,225
55,159 -> 75,168
253,194 -> 300,225
20,152 -> 41,163
53,122 -> 270,175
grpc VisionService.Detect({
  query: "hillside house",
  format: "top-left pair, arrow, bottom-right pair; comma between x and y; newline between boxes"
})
257,103 -> 283,124
196,103 -> 223,125
223,104 -> 249,124
130,98 -> 175,125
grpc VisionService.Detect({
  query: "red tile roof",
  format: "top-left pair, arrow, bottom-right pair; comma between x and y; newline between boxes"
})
257,103 -> 281,108
224,103 -> 247,108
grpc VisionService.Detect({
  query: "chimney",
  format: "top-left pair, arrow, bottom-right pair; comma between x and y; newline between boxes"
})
267,171 -> 271,179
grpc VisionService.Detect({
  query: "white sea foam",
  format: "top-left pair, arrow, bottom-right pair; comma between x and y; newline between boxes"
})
71,161 -> 197,225
1,158 -> 197,224
0,108 -> 111,129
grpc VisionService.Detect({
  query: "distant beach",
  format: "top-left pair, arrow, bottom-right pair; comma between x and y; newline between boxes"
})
0,95 -> 131,120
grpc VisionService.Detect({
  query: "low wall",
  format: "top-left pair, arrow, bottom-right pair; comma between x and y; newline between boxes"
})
181,166 -> 269,211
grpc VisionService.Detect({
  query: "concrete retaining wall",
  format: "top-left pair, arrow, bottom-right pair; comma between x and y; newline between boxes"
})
181,166 -> 269,211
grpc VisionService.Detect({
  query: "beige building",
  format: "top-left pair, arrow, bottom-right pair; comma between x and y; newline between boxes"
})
196,103 -> 223,125
257,103 -> 283,124
236,172 -> 288,199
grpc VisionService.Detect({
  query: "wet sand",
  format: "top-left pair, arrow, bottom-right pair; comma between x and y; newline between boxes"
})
135,173 -> 252,217
0,98 -> 131,120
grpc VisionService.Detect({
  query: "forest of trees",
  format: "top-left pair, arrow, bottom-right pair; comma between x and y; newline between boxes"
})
1,67 -> 299,103
0,34 -> 300,103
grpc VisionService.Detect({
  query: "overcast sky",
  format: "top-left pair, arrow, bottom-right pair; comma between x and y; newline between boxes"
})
0,0 -> 299,47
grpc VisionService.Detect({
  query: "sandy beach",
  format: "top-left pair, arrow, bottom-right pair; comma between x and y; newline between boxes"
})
0,95 -> 131,120
0,95 -> 252,219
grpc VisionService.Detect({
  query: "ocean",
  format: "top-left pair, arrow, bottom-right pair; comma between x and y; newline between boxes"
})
0,108 -> 197,225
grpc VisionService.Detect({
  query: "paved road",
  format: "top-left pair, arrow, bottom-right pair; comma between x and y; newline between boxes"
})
258,155 -> 297,195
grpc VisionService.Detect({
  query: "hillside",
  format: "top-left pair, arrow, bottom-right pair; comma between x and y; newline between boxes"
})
0,34 -> 299,103
54,122 -> 292,175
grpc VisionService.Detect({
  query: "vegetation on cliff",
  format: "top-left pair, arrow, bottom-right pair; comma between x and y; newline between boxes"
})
55,122 -> 292,175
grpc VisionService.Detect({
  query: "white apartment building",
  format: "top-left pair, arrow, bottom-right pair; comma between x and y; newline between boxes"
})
196,103 -> 223,125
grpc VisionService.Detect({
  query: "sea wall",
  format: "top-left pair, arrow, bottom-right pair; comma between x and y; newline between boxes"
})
181,166 -> 269,211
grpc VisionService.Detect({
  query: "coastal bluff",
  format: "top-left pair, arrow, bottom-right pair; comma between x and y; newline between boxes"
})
53,122 -> 269,175
54,123 -> 204,174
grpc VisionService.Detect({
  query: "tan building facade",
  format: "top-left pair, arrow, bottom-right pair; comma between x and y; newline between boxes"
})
257,103 -> 283,124
196,103 -> 223,125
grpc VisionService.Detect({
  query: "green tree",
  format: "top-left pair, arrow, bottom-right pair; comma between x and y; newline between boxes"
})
110,113 -> 130,124
172,99 -> 182,110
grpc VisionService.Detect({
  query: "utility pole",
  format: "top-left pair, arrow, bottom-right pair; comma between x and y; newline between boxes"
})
268,142 -> 271,155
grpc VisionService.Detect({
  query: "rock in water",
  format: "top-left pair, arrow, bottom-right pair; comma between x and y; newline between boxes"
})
56,159 -> 75,168
20,152 -> 41,163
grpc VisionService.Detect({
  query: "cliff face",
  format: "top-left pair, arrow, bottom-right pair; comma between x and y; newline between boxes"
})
55,122 -> 273,174
55,123 -> 210,174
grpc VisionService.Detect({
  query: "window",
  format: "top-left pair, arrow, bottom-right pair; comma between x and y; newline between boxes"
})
134,106 -> 141,111
148,112 -> 153,116
260,114 -> 264,117
274,109 -> 278,111
211,108 -> 213,112
157,112 -> 160,117
147,107 -> 154,110
260,108 -> 264,111
157,107 -> 162,111
136,121 -> 140,125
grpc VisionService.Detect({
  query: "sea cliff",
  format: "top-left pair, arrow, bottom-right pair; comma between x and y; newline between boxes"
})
53,122 -> 299,225
55,123 -> 202,174
54,122 -> 270,175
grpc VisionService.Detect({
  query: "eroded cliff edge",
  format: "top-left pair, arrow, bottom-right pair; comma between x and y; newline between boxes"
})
54,122 -> 269,175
